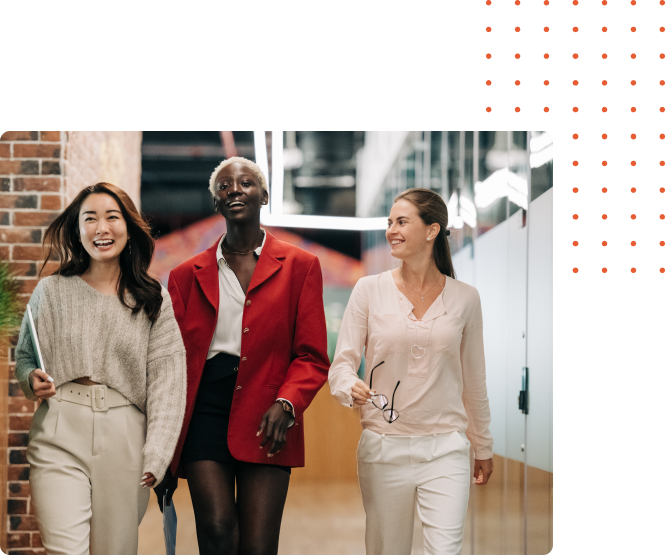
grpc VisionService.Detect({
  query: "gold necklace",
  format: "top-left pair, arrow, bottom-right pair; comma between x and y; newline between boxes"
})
400,268 -> 442,302
221,238 -> 256,256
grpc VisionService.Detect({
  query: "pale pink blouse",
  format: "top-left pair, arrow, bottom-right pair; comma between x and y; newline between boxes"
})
328,271 -> 493,460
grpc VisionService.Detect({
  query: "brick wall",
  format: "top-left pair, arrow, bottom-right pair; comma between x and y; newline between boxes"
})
0,131 -> 142,554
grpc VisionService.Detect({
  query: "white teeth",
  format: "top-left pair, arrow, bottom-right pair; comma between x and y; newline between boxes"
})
94,240 -> 113,246
228,202 -> 245,207
391,240 -> 403,245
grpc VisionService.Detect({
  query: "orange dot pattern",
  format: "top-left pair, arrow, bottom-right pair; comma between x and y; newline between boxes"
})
480,0 -> 552,114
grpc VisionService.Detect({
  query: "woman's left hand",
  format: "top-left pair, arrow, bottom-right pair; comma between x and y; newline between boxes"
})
474,458 -> 494,485
140,472 -> 156,488
257,402 -> 292,457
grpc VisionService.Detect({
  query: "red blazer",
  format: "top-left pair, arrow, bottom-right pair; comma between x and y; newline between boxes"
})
167,231 -> 329,475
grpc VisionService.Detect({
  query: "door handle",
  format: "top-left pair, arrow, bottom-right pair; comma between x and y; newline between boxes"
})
518,366 -> 529,415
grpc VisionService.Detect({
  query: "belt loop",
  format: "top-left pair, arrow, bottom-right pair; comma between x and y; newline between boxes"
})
56,384 -> 62,401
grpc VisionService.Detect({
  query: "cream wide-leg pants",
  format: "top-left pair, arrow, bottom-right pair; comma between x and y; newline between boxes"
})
357,429 -> 471,555
27,383 -> 150,555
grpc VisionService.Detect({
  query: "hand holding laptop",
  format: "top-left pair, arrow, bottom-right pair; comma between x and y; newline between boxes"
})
29,369 -> 55,399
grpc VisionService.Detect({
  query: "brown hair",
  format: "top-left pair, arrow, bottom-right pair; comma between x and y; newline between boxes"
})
393,188 -> 456,279
41,182 -> 163,321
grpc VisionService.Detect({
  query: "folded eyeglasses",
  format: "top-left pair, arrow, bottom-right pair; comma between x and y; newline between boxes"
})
368,361 -> 400,424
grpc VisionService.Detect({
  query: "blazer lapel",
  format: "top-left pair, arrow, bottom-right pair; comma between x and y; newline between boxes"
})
247,231 -> 285,293
194,241 -> 220,312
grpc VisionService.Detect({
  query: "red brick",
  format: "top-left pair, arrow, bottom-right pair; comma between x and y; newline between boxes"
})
9,397 -> 35,414
40,194 -> 61,210
0,194 -> 38,209
0,132 -> 38,141
9,414 -> 33,431
7,532 -> 31,548
12,245 -> 45,260
13,144 -> 60,159
0,161 -> 20,174
41,161 -> 61,175
8,549 -> 44,555
8,466 -> 30,481
0,245 -> 9,259
9,514 -> 38,531
8,499 -> 28,514
18,279 -> 38,295
39,132 -> 60,142
0,143 -> 10,157
31,532 -> 43,547
0,160 -> 39,176
8,433 -> 29,448
7,263 -> 36,278
13,178 -> 60,192
8,482 -> 31,497
13,211 -> 58,227
9,449 -> 28,464
0,229 -> 41,244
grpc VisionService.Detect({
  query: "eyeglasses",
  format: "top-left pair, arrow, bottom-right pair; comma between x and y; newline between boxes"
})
368,361 -> 401,424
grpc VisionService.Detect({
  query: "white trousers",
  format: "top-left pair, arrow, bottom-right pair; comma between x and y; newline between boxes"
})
357,429 -> 471,555
27,384 -> 150,555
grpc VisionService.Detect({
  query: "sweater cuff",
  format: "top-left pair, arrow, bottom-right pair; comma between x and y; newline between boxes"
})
18,373 -> 39,402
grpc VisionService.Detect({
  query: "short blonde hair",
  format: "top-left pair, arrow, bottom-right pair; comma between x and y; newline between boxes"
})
208,156 -> 268,197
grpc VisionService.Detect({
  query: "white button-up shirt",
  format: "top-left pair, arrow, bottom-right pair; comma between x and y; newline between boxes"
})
206,230 -> 294,421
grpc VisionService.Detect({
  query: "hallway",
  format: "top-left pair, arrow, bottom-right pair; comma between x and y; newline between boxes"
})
137,479 -> 428,554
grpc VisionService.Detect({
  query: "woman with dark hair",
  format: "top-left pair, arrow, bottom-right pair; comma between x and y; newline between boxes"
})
159,156 -> 329,555
329,188 -> 493,555
14,183 -> 187,555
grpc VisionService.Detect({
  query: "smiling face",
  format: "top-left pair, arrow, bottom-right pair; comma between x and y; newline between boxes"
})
78,193 -> 128,265
386,199 -> 439,260
213,161 -> 268,223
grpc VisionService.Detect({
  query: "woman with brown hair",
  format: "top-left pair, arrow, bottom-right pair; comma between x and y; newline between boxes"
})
329,188 -> 493,555
14,182 -> 187,555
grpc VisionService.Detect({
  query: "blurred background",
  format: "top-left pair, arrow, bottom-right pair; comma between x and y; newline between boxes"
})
0,130 -> 552,555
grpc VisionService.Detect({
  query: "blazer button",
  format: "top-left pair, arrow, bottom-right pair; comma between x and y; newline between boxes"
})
234,367 -> 238,372
243,328 -> 249,333
241,357 -> 247,362
236,385 -> 242,390
245,300 -> 252,307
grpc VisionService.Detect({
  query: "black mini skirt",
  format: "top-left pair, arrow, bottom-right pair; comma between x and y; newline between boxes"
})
181,352 -> 290,474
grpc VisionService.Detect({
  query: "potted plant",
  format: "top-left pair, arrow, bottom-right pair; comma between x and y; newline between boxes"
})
0,260 -> 23,338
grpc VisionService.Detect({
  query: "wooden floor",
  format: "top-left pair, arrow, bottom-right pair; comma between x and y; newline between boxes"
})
138,480 -> 427,555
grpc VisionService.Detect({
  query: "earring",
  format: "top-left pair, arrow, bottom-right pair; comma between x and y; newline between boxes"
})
213,199 -> 218,212
427,238 -> 431,241
128,238 -> 132,256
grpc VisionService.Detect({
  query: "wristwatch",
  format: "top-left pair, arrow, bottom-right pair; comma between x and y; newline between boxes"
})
277,399 -> 294,415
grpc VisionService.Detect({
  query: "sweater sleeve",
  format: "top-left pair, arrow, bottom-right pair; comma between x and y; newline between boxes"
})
142,289 -> 187,484
14,279 -> 47,401
328,278 -> 368,409
460,290 -> 493,460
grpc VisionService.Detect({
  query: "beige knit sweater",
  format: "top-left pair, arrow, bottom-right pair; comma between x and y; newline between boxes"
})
14,275 -> 187,484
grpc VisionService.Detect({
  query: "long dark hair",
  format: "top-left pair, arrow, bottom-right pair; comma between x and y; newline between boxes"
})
394,188 -> 456,279
41,182 -> 163,321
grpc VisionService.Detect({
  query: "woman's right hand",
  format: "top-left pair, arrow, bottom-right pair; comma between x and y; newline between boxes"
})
154,468 -> 178,513
29,369 -> 55,399
351,379 -> 374,406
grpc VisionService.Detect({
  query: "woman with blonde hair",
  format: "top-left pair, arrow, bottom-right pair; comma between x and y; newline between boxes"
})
14,182 -> 187,555
160,156 -> 329,555
329,188 -> 493,555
